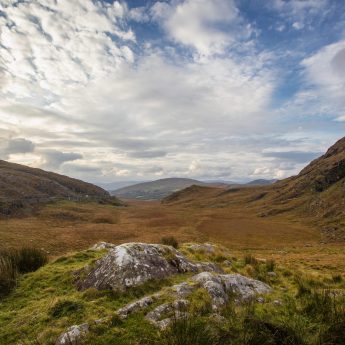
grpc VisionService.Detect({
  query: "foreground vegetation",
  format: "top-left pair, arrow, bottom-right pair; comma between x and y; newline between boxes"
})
0,243 -> 344,345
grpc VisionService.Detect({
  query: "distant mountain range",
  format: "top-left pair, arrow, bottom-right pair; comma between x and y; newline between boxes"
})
0,160 -> 113,215
96,181 -> 145,191
111,177 -> 276,200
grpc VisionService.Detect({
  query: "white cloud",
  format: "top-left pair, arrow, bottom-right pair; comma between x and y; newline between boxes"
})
0,0 -> 134,102
302,40 -> 345,108
151,0 -> 250,56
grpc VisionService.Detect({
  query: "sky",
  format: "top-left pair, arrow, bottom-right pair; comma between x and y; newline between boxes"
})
0,0 -> 345,184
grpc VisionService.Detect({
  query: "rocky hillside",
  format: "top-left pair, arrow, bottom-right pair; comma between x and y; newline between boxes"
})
272,136 -> 345,198
0,160 -> 112,215
266,137 -> 345,239
164,137 -> 345,241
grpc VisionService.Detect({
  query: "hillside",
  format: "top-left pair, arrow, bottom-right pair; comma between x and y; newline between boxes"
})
112,178 -> 210,200
0,160 -> 112,215
163,137 -> 345,242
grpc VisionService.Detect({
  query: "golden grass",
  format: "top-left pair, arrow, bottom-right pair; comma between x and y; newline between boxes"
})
0,199 -> 344,276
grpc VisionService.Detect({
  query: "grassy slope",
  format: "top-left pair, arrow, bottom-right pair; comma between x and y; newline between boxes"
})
0,160 -> 109,201
0,245 -> 344,344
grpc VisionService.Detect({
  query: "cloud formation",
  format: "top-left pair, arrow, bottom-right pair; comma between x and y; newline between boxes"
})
0,0 -> 344,183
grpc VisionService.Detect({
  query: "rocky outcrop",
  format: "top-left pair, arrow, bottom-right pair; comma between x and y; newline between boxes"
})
76,243 -> 222,291
114,272 -> 272,328
57,242 -> 273,344
55,323 -> 89,345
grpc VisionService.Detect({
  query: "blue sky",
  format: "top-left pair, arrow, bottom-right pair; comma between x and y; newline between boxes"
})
0,0 -> 344,182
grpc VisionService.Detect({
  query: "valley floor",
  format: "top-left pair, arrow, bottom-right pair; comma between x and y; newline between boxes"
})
1,200 -> 344,276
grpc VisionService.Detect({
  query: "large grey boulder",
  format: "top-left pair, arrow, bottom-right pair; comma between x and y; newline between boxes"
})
55,323 -> 89,345
76,243 -> 221,291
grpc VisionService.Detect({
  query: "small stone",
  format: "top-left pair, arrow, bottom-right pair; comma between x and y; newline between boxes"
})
223,260 -> 232,266
273,299 -> 283,306
156,318 -> 172,330
267,271 -> 277,277
256,297 -> 265,303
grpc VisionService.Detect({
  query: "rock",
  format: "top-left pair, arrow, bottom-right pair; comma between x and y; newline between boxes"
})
171,282 -> 194,298
192,272 -> 272,308
76,243 -> 221,291
273,299 -> 283,306
223,260 -> 232,266
146,302 -> 174,323
156,318 -> 172,330
267,271 -> 277,277
187,243 -> 216,253
195,262 -> 223,273
220,274 -> 272,301
117,296 -> 155,318
90,242 -> 116,251
55,323 -> 89,345
192,272 -> 228,310
145,299 -> 189,329
256,297 -> 265,303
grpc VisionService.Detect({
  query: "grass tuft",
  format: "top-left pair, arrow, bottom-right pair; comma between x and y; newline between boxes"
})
49,299 -> 85,318
0,255 -> 18,297
161,236 -> 179,249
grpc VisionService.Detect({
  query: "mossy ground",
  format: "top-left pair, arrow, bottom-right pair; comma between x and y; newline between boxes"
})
0,244 -> 344,345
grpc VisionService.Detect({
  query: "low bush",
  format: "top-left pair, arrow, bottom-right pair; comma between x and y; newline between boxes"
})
331,274 -> 342,283
243,316 -> 307,345
0,247 -> 48,297
0,255 -> 18,297
265,259 -> 275,272
244,254 -> 258,266
16,247 -> 48,273
49,299 -> 85,318
164,316 -> 216,345
161,236 -> 179,249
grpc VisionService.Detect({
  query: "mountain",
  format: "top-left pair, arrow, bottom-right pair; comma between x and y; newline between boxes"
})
163,137 -> 345,241
96,181 -> 145,191
245,179 -> 277,186
0,160 -> 112,215
112,177 -> 210,200
111,178 -> 279,200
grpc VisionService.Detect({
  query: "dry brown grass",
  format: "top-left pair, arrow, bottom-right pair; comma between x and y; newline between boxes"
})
0,199 -> 344,276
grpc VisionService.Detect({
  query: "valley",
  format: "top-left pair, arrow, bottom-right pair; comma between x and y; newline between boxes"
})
1,198 -> 344,277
